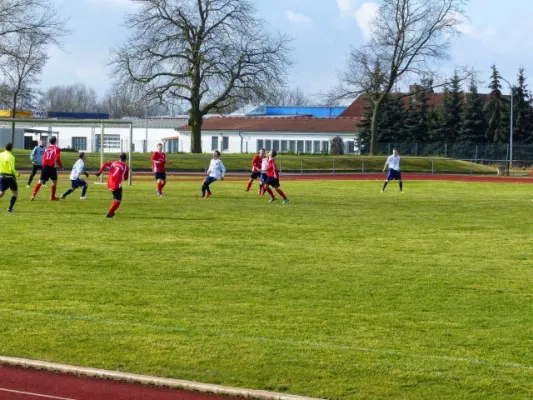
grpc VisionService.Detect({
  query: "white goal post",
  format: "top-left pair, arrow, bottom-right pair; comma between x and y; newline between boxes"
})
0,118 -> 134,185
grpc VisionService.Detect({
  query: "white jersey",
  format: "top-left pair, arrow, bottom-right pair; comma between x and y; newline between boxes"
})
207,159 -> 226,179
70,159 -> 85,180
386,155 -> 401,171
261,158 -> 268,172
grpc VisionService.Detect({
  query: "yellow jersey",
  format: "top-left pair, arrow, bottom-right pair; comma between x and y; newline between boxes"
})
0,150 -> 18,177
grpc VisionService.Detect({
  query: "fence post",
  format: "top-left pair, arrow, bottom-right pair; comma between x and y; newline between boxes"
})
388,143 -> 391,154
301,159 -> 303,175
475,145 -> 478,162
332,158 -> 335,174
362,159 -> 365,173
431,159 -> 434,174
415,142 -> 418,156
444,143 -> 447,157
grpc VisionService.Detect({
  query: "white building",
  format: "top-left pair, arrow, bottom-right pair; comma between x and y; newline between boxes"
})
166,116 -> 360,154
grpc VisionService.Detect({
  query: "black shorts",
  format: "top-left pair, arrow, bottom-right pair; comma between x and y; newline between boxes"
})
266,177 -> 280,188
40,166 -> 58,182
71,178 -> 87,189
112,187 -> 123,201
0,175 -> 17,192
154,172 -> 166,180
31,164 -> 42,174
250,171 -> 261,179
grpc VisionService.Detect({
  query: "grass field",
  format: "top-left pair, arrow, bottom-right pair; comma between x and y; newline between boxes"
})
1,177 -> 533,399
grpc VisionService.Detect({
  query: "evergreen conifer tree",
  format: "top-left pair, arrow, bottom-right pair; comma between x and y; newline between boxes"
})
458,77 -> 487,143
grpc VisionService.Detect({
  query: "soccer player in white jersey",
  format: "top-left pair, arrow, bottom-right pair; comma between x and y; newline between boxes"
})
381,147 -> 403,193
259,152 -> 269,195
201,150 -> 226,198
60,152 -> 89,200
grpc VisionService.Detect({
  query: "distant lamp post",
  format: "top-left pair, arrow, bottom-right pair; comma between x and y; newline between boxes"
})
500,76 -> 514,171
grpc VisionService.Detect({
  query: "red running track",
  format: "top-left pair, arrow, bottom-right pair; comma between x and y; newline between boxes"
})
0,365 -> 242,400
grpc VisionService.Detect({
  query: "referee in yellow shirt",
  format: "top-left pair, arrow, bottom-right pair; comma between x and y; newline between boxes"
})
0,143 -> 20,213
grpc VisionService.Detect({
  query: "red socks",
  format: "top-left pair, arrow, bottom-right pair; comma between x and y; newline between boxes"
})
109,200 -> 121,215
157,182 -> 164,194
266,187 -> 275,199
246,181 -> 253,191
276,189 -> 287,200
33,183 -> 41,196
51,185 -> 57,198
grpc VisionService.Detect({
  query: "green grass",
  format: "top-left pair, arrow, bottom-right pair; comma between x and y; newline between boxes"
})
9,150 -> 496,174
1,177 -> 533,399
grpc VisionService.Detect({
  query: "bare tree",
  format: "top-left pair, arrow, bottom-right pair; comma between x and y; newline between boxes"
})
333,0 -> 468,155
0,0 -> 68,50
39,83 -> 100,113
0,32 -> 47,142
111,0 -> 292,153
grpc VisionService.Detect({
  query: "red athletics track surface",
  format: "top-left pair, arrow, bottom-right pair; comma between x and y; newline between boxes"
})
0,365 -> 243,400
130,172 -> 533,184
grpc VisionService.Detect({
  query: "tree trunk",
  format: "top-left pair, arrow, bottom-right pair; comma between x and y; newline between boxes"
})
369,98 -> 384,155
189,108 -> 203,153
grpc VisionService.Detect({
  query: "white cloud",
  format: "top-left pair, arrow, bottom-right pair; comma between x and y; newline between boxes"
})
284,10 -> 313,24
336,0 -> 357,17
85,0 -> 138,9
356,3 -> 379,40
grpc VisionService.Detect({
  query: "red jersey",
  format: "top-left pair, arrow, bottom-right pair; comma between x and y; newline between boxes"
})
98,161 -> 129,191
151,151 -> 166,173
266,158 -> 279,179
42,145 -> 63,168
251,155 -> 262,172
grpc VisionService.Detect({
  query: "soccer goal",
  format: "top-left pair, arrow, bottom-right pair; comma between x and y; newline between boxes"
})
0,117 -> 134,185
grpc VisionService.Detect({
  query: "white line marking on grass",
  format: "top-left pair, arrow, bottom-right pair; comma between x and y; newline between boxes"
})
3,309 -> 533,372
0,387 -> 77,400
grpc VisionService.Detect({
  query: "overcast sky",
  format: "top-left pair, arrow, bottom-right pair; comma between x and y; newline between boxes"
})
42,0 -> 533,100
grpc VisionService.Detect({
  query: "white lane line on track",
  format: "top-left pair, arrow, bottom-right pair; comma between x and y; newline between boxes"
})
2,308 -> 533,372
0,387 -> 77,400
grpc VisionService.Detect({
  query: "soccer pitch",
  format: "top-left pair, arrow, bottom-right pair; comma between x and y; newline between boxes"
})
1,178 -> 532,399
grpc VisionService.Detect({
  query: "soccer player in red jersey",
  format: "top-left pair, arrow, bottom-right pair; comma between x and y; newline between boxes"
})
264,150 -> 289,204
245,148 -> 265,192
95,153 -> 129,218
31,136 -> 63,201
151,143 -> 170,197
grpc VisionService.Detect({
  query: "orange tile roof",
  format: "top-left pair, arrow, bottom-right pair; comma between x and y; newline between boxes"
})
176,116 -> 360,133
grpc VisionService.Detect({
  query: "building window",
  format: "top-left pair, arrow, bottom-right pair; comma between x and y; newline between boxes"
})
222,136 -> 229,151
305,140 -> 312,153
322,141 -> 329,153
281,140 -> 288,152
297,140 -> 304,153
257,139 -> 264,152
289,140 -> 296,153
95,134 -> 121,150
265,139 -> 272,150
272,140 -> 280,151
346,140 -> 355,153
166,140 -> 179,153
313,140 -> 321,154
211,136 -> 219,150
72,137 -> 87,151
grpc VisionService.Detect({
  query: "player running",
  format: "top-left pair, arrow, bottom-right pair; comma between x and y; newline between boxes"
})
95,153 -> 129,218
151,143 -> 171,197
381,147 -> 403,193
201,150 -> 225,198
0,143 -> 20,213
60,152 -> 89,200
259,152 -> 269,195
31,136 -> 63,201
264,150 -> 289,204
245,148 -> 265,192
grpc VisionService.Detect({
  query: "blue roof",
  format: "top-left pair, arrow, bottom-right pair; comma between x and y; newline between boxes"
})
247,106 -> 347,118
